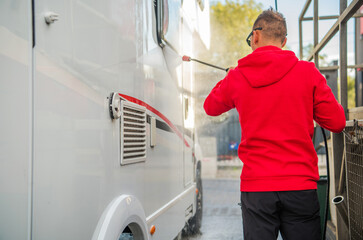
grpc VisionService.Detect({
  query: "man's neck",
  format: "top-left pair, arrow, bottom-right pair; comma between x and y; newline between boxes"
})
253,42 -> 282,51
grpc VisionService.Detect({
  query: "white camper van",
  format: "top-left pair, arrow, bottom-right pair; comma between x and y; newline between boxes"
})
0,0 -> 210,239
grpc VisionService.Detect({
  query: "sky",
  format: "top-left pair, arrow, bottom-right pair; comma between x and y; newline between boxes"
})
210,0 -> 357,66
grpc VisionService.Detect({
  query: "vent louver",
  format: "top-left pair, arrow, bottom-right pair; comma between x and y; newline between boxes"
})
120,101 -> 146,165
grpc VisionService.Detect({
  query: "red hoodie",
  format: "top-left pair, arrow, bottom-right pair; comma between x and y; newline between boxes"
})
204,46 -> 346,192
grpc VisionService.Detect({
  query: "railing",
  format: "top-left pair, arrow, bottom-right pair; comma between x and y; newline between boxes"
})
344,121 -> 363,240
298,0 -> 363,112
299,1 -> 363,239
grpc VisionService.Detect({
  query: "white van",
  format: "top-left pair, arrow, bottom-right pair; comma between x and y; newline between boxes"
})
0,0 -> 210,239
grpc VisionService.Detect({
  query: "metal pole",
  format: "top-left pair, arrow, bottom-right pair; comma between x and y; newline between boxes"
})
299,0 -> 313,60
355,17 -> 359,107
355,8 -> 363,107
299,0 -> 313,20
302,13 -> 363,21
306,0 -> 362,62
337,1 -> 350,237
314,0 -> 319,68
299,18 -> 303,59
303,15 -> 340,21
340,0 -> 348,115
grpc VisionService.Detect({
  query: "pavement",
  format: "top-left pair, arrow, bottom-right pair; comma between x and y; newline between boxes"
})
181,177 -> 283,240
182,178 -> 243,240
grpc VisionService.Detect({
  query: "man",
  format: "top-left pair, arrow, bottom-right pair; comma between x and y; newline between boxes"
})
204,8 -> 346,240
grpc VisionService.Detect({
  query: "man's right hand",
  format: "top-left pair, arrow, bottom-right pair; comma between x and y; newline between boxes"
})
227,66 -> 235,73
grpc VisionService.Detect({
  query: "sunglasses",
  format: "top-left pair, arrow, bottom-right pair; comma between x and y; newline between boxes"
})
246,27 -> 263,47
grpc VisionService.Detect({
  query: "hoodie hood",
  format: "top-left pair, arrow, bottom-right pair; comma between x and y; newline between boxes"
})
237,45 -> 298,88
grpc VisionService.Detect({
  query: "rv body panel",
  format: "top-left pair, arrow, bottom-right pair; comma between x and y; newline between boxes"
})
0,0 -> 33,239
1,0 -> 208,239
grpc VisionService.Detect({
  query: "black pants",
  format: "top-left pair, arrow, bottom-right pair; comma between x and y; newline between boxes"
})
241,190 -> 321,240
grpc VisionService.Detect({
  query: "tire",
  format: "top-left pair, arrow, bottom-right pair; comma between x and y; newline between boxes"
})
182,161 -> 203,236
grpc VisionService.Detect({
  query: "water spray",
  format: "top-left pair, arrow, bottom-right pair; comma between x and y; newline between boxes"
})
182,55 -> 229,72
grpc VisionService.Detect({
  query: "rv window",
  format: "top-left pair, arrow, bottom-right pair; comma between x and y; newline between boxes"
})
155,0 -> 181,52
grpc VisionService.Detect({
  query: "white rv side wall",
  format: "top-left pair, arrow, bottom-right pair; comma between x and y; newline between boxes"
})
182,8 -> 195,187
0,0 -> 32,239
32,0 -> 188,239
0,0 -> 205,238
32,0 -> 148,238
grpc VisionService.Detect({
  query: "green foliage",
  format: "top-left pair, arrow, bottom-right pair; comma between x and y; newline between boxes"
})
337,75 -> 356,109
210,0 -> 263,66
303,43 -> 328,64
194,0 -> 263,127
347,75 -> 356,109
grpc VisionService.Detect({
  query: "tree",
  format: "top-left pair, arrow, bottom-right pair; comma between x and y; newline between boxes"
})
347,75 -> 356,109
302,43 -> 328,65
209,0 -> 263,66
194,0 -> 263,129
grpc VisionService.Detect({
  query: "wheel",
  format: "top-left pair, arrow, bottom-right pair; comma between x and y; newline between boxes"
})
182,161 -> 203,236
118,223 -> 145,240
173,231 -> 182,240
119,226 -> 134,240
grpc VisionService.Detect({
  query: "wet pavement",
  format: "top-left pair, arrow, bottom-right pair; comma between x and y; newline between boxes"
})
183,178 -> 243,240
182,178 -> 283,240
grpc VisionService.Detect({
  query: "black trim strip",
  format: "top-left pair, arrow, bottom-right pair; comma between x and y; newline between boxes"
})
32,0 -> 35,47
156,119 -> 173,132
146,115 -> 193,138
147,115 -> 173,133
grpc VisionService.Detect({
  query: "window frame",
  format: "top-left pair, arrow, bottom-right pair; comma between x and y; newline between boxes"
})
154,0 -> 180,52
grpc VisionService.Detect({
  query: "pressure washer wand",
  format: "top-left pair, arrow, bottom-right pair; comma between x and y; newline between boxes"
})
182,55 -> 229,72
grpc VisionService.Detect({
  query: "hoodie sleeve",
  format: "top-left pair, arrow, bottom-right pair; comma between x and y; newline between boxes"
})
204,75 -> 235,116
313,65 -> 346,133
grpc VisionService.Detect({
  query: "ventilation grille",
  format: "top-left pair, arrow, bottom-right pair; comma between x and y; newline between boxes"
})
120,101 -> 146,165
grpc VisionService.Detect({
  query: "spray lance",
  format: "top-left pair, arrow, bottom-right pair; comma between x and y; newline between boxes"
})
182,55 -> 230,72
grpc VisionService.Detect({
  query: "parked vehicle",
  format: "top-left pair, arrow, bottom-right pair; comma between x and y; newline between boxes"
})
0,0 -> 209,239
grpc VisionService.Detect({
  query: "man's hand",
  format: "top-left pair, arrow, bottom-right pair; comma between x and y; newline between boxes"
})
227,66 -> 235,73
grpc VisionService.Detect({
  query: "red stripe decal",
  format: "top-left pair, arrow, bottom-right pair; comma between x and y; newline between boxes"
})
119,94 -> 190,148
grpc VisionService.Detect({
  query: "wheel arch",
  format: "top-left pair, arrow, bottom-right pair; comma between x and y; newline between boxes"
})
92,195 -> 149,240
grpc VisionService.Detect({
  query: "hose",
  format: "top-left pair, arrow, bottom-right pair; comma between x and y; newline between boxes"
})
321,127 -> 329,240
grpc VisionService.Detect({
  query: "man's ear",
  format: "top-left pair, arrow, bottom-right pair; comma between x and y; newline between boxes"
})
253,30 -> 260,45
281,37 -> 287,48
